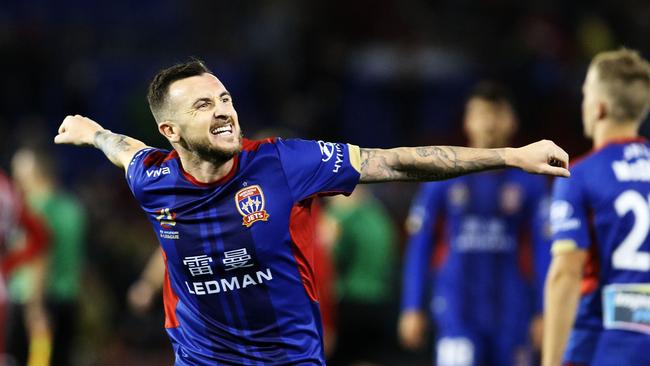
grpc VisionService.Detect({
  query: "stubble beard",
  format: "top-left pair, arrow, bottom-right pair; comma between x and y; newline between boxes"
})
180,131 -> 244,165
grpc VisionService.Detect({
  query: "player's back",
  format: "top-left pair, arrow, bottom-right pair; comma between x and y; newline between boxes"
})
556,138 -> 650,365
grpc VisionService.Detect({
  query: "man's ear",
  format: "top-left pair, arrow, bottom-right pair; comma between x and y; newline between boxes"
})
158,121 -> 180,143
508,114 -> 519,139
596,100 -> 608,121
462,112 -> 471,136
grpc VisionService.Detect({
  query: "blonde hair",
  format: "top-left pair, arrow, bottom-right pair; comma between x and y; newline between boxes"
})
591,48 -> 650,122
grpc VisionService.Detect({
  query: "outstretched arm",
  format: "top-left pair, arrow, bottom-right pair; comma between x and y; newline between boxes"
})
358,140 -> 569,183
54,115 -> 149,170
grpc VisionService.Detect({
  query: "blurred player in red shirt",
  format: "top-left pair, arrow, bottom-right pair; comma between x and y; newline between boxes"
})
0,170 -> 49,363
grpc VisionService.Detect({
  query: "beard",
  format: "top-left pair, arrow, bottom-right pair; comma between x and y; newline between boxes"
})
179,131 -> 243,165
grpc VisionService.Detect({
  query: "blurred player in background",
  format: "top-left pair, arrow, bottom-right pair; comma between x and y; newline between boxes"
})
399,82 -> 551,366
324,185 -> 398,365
0,169 -> 49,365
53,60 -> 569,365
128,249 -> 165,314
9,146 -> 86,366
544,49 -> 650,366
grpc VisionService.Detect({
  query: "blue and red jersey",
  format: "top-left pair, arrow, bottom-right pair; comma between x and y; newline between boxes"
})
551,138 -> 650,365
401,169 -> 548,337
126,138 -> 360,365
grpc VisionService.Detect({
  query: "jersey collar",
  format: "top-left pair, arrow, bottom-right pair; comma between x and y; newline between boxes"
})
167,150 -> 239,187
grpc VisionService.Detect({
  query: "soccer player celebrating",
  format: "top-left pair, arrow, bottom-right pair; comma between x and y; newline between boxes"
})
54,60 -> 569,365
399,82 -> 550,366
544,49 -> 650,366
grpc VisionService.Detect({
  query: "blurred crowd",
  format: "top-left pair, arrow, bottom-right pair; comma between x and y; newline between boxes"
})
0,0 -> 649,365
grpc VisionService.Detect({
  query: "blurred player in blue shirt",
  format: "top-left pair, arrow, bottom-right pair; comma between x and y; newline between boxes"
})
399,82 -> 551,366
543,49 -> 650,366
53,60 -> 570,365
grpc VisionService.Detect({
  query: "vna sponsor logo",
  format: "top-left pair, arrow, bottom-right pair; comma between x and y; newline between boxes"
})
146,166 -> 171,178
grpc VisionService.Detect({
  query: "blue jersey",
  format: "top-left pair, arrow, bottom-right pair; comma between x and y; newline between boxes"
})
401,170 -> 548,365
551,138 -> 650,366
126,138 -> 361,365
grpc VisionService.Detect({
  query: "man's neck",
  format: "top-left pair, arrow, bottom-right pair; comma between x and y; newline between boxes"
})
176,149 -> 234,184
592,119 -> 640,149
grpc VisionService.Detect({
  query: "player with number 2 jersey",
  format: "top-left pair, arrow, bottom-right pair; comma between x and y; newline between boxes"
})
551,138 -> 650,365
543,49 -> 650,366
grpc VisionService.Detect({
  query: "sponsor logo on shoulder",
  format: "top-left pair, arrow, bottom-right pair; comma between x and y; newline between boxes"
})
235,185 -> 270,227
318,140 -> 344,173
146,166 -> 171,178
550,200 -> 581,233
318,141 -> 336,162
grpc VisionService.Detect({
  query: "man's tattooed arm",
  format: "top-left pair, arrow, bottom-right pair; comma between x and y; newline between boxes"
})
93,130 -> 148,169
54,115 -> 150,170
358,140 -> 570,183
359,146 -> 507,183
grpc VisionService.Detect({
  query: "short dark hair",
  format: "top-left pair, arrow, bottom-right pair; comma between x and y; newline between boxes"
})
147,59 -> 212,122
466,81 -> 514,106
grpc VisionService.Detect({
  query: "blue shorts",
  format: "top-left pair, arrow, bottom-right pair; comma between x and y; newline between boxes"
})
434,327 -> 530,366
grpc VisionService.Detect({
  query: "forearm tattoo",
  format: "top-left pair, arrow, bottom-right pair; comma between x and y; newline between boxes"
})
359,146 -> 506,183
93,130 -> 132,163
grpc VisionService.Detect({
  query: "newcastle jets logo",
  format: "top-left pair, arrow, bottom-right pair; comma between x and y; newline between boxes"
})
235,185 -> 270,227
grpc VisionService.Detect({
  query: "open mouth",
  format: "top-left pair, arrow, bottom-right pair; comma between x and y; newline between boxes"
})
210,122 -> 234,136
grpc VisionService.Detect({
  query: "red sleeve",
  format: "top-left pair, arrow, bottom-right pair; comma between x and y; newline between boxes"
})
311,201 -> 337,334
314,241 -> 336,332
1,203 -> 49,276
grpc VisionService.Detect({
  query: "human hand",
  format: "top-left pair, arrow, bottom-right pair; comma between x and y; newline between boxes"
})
530,314 -> 544,351
398,310 -> 428,351
54,115 -> 105,146
506,140 -> 570,177
128,279 -> 156,314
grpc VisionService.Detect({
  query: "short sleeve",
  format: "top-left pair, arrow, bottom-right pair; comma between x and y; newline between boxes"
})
125,147 -> 157,198
275,139 -> 361,202
550,174 -> 590,252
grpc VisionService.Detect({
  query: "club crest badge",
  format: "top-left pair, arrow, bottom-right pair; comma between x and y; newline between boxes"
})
235,185 -> 270,227
500,183 -> 523,215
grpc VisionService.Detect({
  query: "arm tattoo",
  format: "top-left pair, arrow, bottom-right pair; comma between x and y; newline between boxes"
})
359,146 -> 506,183
93,130 -> 132,163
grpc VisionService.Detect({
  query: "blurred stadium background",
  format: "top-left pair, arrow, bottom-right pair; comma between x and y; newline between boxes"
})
1,0 -> 649,365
